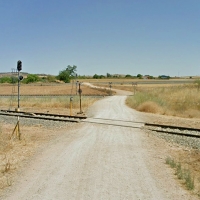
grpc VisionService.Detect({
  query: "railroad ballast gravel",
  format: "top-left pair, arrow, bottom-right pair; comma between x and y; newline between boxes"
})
144,126 -> 200,150
0,115 -> 75,130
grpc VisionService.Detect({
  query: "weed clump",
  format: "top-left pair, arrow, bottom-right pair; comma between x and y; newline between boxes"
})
166,157 -> 195,190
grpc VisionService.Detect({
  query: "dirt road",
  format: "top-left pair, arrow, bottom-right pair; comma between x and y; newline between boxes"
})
2,93 -> 197,199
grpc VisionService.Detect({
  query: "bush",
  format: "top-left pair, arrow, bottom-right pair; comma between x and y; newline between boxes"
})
23,74 -> 40,84
0,76 -> 12,83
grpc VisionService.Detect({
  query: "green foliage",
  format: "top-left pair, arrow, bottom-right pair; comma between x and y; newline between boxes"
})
184,169 -> 195,190
0,76 -> 11,83
57,65 -> 77,83
137,74 -> 143,79
107,73 -> 112,78
57,70 -> 70,83
166,157 -> 195,190
148,76 -> 155,79
11,76 -> 18,83
0,76 -> 18,83
47,75 -> 56,82
125,74 -> 132,78
24,74 -> 40,84
93,74 -> 99,79
93,74 -> 105,79
166,157 -> 176,168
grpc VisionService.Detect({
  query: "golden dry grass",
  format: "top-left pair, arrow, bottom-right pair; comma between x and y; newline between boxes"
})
0,96 -> 98,115
126,84 -> 200,118
0,83 -> 109,96
0,83 -> 110,114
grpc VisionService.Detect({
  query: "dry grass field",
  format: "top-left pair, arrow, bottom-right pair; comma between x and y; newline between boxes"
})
126,84 -> 200,119
0,83 -> 111,114
0,83 -> 109,96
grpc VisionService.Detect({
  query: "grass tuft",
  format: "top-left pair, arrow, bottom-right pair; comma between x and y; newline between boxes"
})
166,157 -> 195,190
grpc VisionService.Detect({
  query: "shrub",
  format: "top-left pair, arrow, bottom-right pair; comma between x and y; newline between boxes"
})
23,74 -> 40,84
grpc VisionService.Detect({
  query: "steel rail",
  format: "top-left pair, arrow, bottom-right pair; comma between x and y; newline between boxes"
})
145,122 -> 200,132
0,109 -> 87,119
146,129 -> 200,138
145,123 -> 200,138
0,112 -> 79,123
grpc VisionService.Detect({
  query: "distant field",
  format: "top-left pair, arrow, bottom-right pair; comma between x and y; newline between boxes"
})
0,83 -> 109,96
79,78 -> 196,84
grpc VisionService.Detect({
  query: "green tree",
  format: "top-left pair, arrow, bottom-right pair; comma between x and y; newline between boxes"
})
93,74 -> 99,79
107,73 -> 112,78
137,74 -> 143,79
125,74 -> 132,78
57,65 -> 77,83
93,74 -> 105,79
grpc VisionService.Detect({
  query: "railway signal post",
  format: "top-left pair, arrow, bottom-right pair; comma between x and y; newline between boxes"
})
132,82 -> 137,95
76,80 -> 79,95
12,60 -> 23,140
70,97 -> 73,116
17,60 -> 23,112
109,82 -> 112,95
77,82 -> 83,114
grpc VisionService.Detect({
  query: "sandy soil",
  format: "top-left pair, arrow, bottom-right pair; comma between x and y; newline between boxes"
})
1,87 -> 198,199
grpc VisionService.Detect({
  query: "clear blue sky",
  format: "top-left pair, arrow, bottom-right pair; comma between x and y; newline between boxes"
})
0,0 -> 200,77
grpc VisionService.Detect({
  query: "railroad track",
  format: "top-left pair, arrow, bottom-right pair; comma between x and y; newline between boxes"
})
0,110 -> 199,138
145,122 -> 200,138
0,109 -> 87,123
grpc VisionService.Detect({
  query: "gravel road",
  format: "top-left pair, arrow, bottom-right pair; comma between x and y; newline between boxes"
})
2,94 -> 198,199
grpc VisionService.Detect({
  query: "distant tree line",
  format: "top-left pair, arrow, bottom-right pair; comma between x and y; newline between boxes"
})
0,65 -> 176,84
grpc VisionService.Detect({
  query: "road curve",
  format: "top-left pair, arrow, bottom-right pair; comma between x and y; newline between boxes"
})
3,95 -> 197,200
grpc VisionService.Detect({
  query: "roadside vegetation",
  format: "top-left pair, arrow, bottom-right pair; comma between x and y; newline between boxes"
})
166,157 -> 195,191
0,96 -> 98,115
126,84 -> 200,118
